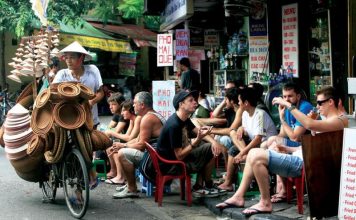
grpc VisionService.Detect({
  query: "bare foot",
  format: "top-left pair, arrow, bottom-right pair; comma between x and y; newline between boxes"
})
242,202 -> 272,216
218,182 -> 233,191
106,172 -> 116,179
216,197 -> 244,209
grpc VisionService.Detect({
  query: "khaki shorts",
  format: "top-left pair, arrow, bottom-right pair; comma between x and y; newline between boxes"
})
121,148 -> 144,167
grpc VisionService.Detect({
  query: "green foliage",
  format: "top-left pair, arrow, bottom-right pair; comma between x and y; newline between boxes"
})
93,0 -> 121,24
0,0 -> 96,38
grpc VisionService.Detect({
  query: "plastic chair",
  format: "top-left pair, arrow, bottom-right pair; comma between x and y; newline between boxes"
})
92,159 -> 107,180
286,167 -> 305,214
144,142 -> 192,206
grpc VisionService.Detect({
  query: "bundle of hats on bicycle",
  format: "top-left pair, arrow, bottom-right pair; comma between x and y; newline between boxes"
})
1,39 -> 349,217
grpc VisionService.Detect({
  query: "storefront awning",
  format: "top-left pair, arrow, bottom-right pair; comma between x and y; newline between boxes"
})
58,21 -> 132,53
90,23 -> 157,48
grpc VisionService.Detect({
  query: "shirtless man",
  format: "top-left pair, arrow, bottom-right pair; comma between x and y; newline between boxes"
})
112,91 -> 165,198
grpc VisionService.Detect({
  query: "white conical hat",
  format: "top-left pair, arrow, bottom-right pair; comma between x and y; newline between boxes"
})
59,41 -> 92,61
7,74 -> 22,83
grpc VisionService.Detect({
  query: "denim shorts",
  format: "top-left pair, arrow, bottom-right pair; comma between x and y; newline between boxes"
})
121,148 -> 144,167
283,138 -> 301,147
268,150 -> 303,177
216,135 -> 234,149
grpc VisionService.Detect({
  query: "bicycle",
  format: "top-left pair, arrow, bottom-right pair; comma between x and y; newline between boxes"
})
0,88 -> 16,126
40,130 -> 90,219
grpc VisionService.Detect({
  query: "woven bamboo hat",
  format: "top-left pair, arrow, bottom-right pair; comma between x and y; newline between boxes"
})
82,101 -> 94,131
26,134 -> 45,158
31,102 -> 54,135
59,41 -> 92,61
57,82 -> 80,100
34,88 -> 51,109
53,101 -> 86,130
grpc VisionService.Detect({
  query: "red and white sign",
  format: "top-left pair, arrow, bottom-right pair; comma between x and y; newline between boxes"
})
175,29 -> 189,60
249,36 -> 269,76
152,80 -> 176,120
157,34 -> 173,67
188,49 -> 205,73
338,128 -> 356,219
282,3 -> 299,77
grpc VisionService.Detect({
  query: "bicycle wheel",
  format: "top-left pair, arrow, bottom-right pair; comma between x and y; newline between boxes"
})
41,165 -> 58,203
62,148 -> 89,219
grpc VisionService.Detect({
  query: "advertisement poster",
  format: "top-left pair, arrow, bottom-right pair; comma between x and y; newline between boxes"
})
188,49 -> 205,73
175,29 -> 189,60
282,3 -> 299,77
204,29 -> 220,49
119,53 -> 137,76
338,128 -> 356,219
249,1 -> 269,76
152,80 -> 176,120
157,34 -> 173,67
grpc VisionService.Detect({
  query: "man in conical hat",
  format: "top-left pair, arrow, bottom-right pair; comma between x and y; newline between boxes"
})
53,41 -> 104,129
53,41 -> 104,189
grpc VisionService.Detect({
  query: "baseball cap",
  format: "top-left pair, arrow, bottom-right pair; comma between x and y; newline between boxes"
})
173,90 -> 198,110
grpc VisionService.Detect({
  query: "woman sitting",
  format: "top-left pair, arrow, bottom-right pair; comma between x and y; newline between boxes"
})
105,100 -> 142,185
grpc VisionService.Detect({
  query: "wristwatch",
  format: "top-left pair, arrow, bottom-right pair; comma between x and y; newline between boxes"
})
288,105 -> 296,111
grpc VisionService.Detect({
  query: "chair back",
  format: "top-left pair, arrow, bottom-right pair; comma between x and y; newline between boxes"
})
144,142 -> 161,173
302,130 -> 344,218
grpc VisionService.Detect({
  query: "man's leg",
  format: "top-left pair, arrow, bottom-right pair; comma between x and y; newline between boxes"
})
242,148 -> 272,214
117,150 -> 137,192
106,148 -> 117,177
216,148 -> 257,208
218,146 -> 239,191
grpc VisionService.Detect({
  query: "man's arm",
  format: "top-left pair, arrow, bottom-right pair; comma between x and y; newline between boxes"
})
89,86 -> 104,107
280,123 -> 307,141
212,98 -> 226,118
212,107 -> 243,136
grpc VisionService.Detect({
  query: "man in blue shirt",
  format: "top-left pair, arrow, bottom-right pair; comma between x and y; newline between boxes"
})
261,82 -> 313,202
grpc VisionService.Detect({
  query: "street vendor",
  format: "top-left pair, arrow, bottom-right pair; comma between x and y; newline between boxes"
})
53,41 -> 104,129
53,41 -> 104,189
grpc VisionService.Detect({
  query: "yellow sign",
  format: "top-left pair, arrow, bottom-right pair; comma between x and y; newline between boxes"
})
60,34 -> 133,53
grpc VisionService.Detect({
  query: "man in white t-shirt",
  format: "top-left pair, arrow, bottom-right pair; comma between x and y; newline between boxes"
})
53,41 -> 104,128
218,87 -> 277,191
53,41 -> 104,190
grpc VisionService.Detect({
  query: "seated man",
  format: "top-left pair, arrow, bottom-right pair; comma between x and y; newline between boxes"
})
218,88 -> 277,191
260,82 -> 313,202
156,90 -> 225,197
216,86 -> 348,216
192,80 -> 238,128
112,91 -> 165,198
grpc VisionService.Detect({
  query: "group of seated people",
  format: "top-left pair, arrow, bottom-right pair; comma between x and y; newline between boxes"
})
99,81 -> 348,216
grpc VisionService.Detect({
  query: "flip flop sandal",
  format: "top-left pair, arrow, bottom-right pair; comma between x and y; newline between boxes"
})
242,208 -> 272,217
216,201 -> 244,210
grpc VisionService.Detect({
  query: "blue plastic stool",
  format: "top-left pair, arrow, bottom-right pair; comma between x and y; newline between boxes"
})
139,173 -> 171,197
92,159 -> 107,180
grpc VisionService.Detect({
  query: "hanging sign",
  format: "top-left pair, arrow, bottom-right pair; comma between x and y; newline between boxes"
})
249,1 -> 269,76
282,3 -> 299,77
152,80 -> 176,120
338,128 -> 356,219
157,34 -> 173,67
175,29 -> 189,60
204,29 -> 220,49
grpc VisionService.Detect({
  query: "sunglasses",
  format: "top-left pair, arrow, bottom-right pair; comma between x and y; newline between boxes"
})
316,98 -> 330,106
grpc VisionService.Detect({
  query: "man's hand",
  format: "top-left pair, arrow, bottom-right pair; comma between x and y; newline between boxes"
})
233,152 -> 246,164
278,104 -> 286,119
270,141 -> 288,153
236,127 -> 244,140
211,141 -> 223,157
197,126 -> 213,139
272,97 -> 290,108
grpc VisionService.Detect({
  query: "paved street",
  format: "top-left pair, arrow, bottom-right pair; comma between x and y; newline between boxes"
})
0,146 -> 218,220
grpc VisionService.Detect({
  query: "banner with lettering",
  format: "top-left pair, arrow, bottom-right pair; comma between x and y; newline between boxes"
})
175,29 -> 189,60
249,1 -> 268,76
152,80 -> 176,120
282,3 -> 299,77
157,34 -> 173,67
338,128 -> 356,219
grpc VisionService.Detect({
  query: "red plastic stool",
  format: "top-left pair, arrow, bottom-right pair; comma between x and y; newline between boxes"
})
286,167 -> 305,214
